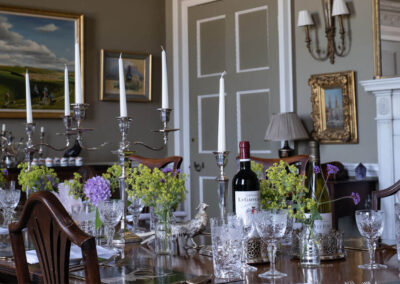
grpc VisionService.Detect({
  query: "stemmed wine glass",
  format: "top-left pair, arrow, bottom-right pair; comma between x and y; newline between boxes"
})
254,209 -> 288,279
355,210 -> 387,270
0,188 -> 21,227
127,196 -> 144,234
98,200 -> 124,248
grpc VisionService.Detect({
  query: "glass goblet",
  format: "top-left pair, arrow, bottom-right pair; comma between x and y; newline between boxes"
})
127,196 -> 144,234
254,209 -> 288,279
355,210 -> 387,270
98,200 -> 124,248
240,209 -> 259,272
71,202 -> 96,236
0,189 -> 21,226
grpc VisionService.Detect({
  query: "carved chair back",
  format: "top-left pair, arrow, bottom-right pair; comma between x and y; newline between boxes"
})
9,191 -> 100,284
129,154 -> 183,172
372,179 -> 400,210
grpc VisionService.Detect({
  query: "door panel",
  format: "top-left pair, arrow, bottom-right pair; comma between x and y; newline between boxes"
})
188,0 -> 279,218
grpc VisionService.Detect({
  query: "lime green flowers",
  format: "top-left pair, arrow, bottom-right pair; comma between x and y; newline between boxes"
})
17,163 -> 59,193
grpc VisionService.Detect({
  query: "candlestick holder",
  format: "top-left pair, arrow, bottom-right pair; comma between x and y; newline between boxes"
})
37,115 -> 74,153
113,116 -> 137,245
213,151 -> 229,218
24,123 -> 37,172
153,108 -> 179,145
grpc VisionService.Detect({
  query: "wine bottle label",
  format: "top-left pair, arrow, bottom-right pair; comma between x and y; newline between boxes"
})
235,191 -> 259,218
313,213 -> 332,235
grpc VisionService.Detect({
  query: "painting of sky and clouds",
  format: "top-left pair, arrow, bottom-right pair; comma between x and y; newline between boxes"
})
0,10 -> 79,114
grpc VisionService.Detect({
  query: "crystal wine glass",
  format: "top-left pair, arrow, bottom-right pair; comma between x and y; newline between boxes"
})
127,196 -> 144,234
71,202 -> 96,236
355,210 -> 387,270
240,209 -> 259,272
254,209 -> 288,279
0,188 -> 21,227
98,200 -> 124,248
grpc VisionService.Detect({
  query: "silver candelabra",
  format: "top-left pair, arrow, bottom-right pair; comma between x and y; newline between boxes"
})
213,151 -> 229,218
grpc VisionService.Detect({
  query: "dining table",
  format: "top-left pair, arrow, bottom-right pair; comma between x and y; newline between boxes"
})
0,234 -> 400,284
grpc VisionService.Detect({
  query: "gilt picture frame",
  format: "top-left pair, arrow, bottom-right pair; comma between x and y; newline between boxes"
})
309,71 -> 358,144
100,50 -> 152,102
0,6 -> 84,119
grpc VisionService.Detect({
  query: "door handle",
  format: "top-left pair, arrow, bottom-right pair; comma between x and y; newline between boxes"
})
193,161 -> 204,172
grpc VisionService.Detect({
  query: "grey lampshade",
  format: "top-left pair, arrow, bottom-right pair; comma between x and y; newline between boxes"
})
264,112 -> 309,141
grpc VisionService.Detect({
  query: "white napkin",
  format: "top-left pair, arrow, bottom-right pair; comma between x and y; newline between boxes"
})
0,227 -> 8,235
25,245 -> 116,264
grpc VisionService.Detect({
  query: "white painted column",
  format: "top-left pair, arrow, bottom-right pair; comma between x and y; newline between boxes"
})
361,78 -> 400,239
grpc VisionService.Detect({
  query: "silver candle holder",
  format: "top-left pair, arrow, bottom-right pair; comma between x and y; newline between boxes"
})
38,115 -> 74,153
213,151 -> 229,218
153,108 -> 179,146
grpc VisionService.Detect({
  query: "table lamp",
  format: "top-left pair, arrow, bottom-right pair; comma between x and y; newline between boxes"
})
264,112 -> 309,158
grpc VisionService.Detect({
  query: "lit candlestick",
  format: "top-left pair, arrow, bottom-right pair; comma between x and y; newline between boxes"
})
64,65 -> 70,116
217,71 -> 226,152
161,46 -> 169,109
25,70 -> 33,123
74,41 -> 83,104
118,53 -> 127,117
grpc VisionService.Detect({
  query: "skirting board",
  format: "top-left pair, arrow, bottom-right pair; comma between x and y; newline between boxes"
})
342,163 -> 379,177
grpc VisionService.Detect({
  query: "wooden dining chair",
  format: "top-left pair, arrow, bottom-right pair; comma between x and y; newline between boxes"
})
129,154 -> 183,172
9,191 -> 100,284
246,155 -> 310,176
372,179 -> 400,210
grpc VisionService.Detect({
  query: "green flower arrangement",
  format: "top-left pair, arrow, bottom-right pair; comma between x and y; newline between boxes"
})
101,163 -> 132,194
251,161 -> 265,180
64,172 -> 85,200
17,163 -> 59,193
126,164 -> 187,220
0,169 -> 8,188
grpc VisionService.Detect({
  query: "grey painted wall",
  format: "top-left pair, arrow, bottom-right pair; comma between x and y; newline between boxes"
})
294,0 -> 377,163
0,0 -> 167,163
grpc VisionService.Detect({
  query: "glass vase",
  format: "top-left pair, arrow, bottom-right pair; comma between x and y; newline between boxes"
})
299,227 -> 321,267
155,209 -> 174,255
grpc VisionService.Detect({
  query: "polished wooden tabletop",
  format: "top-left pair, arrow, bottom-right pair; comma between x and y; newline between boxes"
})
0,238 -> 400,284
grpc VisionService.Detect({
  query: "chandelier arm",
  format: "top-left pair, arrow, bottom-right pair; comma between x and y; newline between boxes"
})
306,35 -> 329,61
131,141 -> 165,151
334,15 -> 346,57
34,142 -> 70,152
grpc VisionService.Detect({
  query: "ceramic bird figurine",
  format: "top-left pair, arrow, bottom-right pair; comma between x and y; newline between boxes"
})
171,203 -> 209,250
63,139 -> 81,158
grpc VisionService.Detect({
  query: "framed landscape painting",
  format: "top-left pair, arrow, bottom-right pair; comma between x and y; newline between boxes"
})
309,71 -> 358,144
100,50 -> 152,102
0,6 -> 84,119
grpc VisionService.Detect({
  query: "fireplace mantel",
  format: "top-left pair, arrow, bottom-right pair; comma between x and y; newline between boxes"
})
360,77 -> 400,239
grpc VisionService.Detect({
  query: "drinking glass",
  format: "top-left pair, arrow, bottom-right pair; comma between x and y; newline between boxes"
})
210,216 -> 243,282
0,189 -> 21,226
98,200 -> 124,248
254,209 -> 288,279
127,196 -> 144,233
355,210 -> 387,270
240,209 -> 260,271
70,202 -> 96,236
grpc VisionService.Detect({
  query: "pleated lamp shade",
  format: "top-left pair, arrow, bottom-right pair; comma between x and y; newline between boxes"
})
332,0 -> 349,16
264,112 -> 309,141
297,10 -> 314,27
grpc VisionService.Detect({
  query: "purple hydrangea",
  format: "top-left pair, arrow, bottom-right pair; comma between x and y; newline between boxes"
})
327,164 -> 339,175
84,176 -> 111,206
313,166 -> 321,174
351,192 -> 361,205
2,169 -> 8,176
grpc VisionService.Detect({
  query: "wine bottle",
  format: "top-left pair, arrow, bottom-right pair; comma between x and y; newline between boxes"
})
232,141 -> 260,218
308,140 -> 332,235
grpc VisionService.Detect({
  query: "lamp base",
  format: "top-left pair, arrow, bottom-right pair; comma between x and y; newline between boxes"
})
278,140 -> 294,158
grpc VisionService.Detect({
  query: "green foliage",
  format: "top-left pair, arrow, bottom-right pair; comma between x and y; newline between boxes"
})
101,163 -> 131,194
0,169 -> 7,188
17,163 -> 59,193
251,161 -> 264,180
126,164 -> 187,219
64,172 -> 85,200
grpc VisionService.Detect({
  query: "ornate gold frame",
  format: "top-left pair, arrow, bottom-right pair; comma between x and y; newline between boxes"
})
373,0 -> 382,78
0,5 -> 84,119
309,71 -> 358,144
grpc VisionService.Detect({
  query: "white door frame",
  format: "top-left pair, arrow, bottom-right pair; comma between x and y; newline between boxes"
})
171,0 -> 294,219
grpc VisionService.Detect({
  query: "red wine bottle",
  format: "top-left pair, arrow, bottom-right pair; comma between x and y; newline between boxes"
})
232,141 -> 260,218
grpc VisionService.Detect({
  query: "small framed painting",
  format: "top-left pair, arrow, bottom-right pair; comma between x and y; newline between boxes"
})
100,50 -> 152,102
0,6 -> 84,119
309,71 -> 358,144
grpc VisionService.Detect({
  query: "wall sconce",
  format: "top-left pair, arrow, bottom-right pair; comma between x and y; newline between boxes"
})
298,0 -> 350,64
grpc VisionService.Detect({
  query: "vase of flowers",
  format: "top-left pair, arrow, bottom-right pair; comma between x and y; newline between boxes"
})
17,163 -> 59,197
126,164 -> 186,255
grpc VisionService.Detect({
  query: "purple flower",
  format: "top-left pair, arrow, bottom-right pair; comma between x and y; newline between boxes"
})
84,176 -> 111,206
2,169 -> 8,176
162,168 -> 172,174
351,192 -> 361,205
327,164 -> 339,175
313,166 -> 321,174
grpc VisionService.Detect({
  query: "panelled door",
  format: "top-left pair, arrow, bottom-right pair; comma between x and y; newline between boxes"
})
188,0 -> 280,218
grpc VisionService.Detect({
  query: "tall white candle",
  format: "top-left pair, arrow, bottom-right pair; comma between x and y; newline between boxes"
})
217,71 -> 226,152
1,124 -> 5,132
64,65 -> 70,116
74,42 -> 83,104
161,47 -> 169,109
40,126 -> 44,133
25,70 -> 33,123
119,54 -> 127,117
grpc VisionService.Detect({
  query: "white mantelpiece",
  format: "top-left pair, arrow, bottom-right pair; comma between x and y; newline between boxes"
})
361,77 -> 400,239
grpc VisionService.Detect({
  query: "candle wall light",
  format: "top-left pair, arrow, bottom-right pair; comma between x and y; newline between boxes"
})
298,0 -> 351,64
